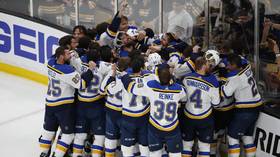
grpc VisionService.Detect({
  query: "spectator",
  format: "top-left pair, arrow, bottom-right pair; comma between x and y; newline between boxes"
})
38,0 -> 65,25
165,1 -> 193,44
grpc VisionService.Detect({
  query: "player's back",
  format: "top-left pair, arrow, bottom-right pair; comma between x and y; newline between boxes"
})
104,71 -> 123,113
146,80 -> 186,132
122,74 -> 150,118
182,72 -> 220,119
213,63 -> 235,111
77,56 -> 104,103
46,57 -> 79,107
222,64 -> 262,109
98,61 -> 112,78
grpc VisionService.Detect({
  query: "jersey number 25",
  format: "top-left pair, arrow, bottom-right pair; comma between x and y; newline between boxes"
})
47,78 -> 61,97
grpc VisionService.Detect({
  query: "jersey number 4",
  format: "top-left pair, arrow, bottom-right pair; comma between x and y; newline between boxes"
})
190,89 -> 202,109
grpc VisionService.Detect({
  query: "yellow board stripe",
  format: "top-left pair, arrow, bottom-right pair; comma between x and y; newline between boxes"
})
0,62 -> 48,85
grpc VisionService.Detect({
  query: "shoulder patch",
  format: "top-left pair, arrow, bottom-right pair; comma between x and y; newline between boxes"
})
72,74 -> 80,84
137,83 -> 144,88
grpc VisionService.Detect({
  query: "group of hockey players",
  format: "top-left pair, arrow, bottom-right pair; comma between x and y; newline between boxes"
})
38,3 -> 263,157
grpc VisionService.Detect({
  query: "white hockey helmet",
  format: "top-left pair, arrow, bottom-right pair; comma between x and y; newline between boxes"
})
204,50 -> 221,67
147,53 -> 162,68
126,28 -> 138,37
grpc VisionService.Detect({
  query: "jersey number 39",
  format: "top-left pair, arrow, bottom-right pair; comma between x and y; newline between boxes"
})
154,100 -> 177,122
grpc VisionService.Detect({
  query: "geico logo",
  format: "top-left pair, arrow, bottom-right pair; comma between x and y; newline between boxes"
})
254,127 -> 280,156
0,20 -> 59,64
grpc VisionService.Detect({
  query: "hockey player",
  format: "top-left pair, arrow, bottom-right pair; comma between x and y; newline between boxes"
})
58,35 -> 82,74
149,32 -> 187,67
134,28 -> 155,53
39,46 -> 96,157
221,54 -> 262,157
181,57 -> 220,157
121,63 -> 187,157
173,57 -> 196,80
58,35 -> 78,51
204,50 -> 235,157
72,47 -> 113,157
99,1 -> 137,48
100,57 -> 130,157
118,56 -> 150,157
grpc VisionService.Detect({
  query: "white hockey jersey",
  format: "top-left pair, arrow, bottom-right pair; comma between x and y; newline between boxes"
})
182,72 -> 220,119
99,26 -> 138,48
211,67 -> 235,112
125,78 -> 187,131
121,73 -> 151,118
98,61 -> 112,79
221,64 -> 262,108
77,57 -> 110,102
167,51 -> 182,67
100,70 -> 124,112
69,50 -> 82,74
173,58 -> 195,79
46,57 -> 86,107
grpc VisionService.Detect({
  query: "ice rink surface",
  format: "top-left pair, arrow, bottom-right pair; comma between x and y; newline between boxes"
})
0,72 -> 46,157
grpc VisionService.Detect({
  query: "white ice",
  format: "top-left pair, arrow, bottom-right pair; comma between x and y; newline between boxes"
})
0,72 -> 46,157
